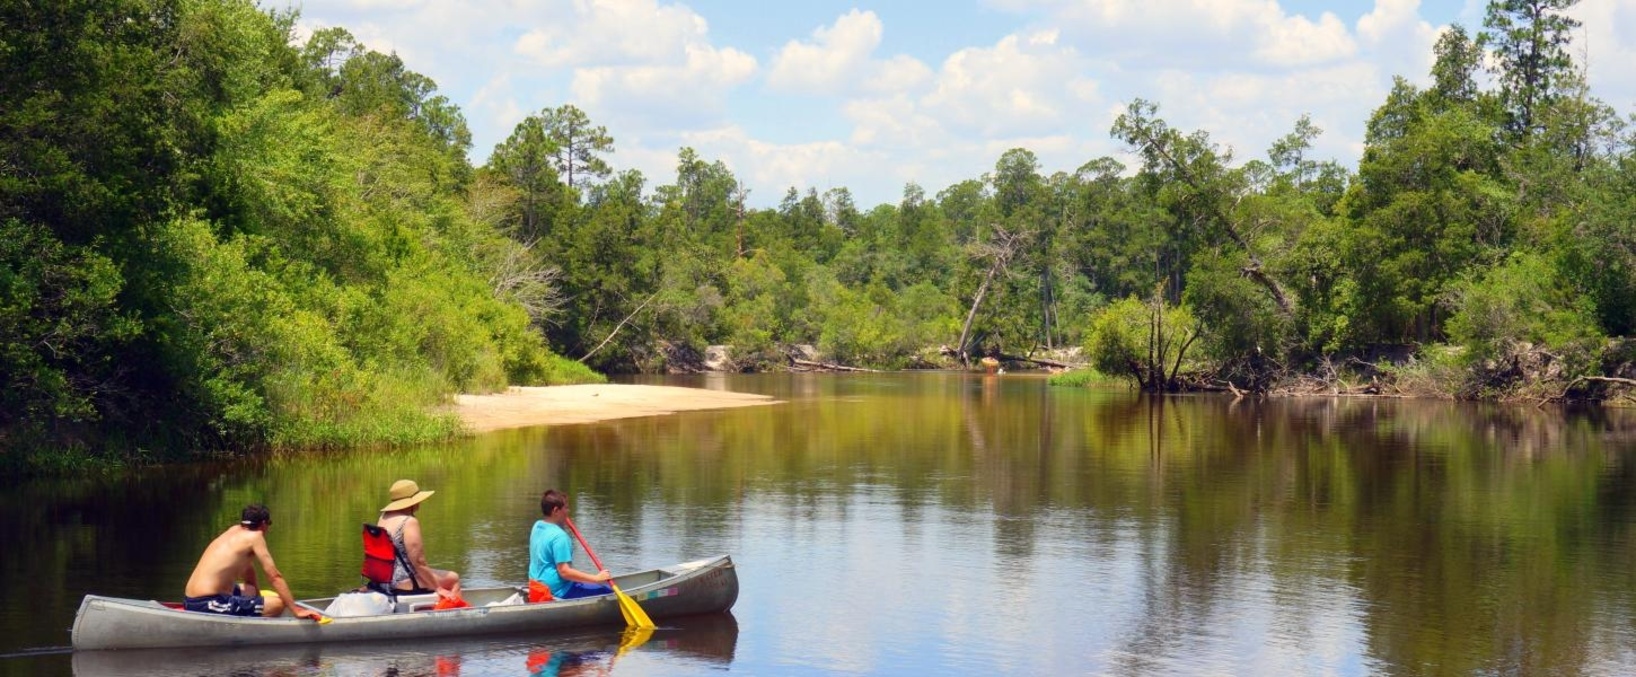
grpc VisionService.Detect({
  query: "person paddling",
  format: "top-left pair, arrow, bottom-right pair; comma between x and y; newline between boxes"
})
528,489 -> 612,602
182,504 -> 320,620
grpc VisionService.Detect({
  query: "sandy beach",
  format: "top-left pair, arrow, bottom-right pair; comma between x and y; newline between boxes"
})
453,384 -> 781,433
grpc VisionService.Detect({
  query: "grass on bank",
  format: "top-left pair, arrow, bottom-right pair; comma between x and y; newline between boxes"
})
4,353 -> 607,479
265,351 -> 606,452
1047,368 -> 1116,388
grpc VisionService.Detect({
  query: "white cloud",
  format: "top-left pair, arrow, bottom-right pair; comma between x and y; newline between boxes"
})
872,55 -> 935,93
508,0 -> 759,130
572,43 -> 757,127
920,29 -> 1099,138
768,10 -> 882,92
1572,0 -> 1636,111
1356,0 -> 1442,80
952,0 -> 1448,186
844,95 -> 946,148
670,126 -> 887,197
767,10 -> 932,96
1358,0 -> 1427,45
1256,12 -> 1356,64
512,0 -> 710,68
1002,0 -> 1361,68
330,0 -> 428,9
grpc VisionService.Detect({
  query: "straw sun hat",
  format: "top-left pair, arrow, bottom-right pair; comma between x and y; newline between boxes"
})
381,479 -> 436,512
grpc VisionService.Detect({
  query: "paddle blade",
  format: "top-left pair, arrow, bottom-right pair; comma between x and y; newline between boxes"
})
618,625 -> 655,654
612,584 -> 655,630
564,517 -> 656,629
614,588 -> 637,626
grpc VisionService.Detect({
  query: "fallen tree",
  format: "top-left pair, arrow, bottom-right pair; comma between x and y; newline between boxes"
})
789,358 -> 878,373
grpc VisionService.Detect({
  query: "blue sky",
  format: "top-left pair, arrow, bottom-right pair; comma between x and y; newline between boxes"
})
282,0 -> 1635,208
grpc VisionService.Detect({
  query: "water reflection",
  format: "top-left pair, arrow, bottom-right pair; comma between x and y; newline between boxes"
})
7,374 -> 1636,675
69,612 -> 737,677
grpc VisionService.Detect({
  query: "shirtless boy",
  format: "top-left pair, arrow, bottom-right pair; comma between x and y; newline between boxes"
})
182,504 -> 319,619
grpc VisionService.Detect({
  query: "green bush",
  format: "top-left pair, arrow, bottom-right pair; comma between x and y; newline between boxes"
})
1446,251 -> 1603,361
534,353 -> 606,386
1085,296 -> 1200,388
1375,346 -> 1466,399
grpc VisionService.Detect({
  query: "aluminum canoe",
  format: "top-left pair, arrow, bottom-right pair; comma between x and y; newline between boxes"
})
71,555 -> 737,651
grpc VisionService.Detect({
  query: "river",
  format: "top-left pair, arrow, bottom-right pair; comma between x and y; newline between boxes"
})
4,372 -> 1636,676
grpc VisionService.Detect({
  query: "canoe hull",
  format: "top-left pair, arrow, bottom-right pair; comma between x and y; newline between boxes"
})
71,555 -> 737,651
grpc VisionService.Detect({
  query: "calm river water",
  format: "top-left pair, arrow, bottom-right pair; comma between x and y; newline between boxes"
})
5,372 -> 1636,676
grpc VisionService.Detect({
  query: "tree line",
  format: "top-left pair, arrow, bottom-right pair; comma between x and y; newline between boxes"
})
504,0 -> 1628,395
2,0 -> 1627,474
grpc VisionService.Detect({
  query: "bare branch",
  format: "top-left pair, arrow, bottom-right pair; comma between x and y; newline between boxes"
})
484,238 -> 565,326
581,292 -> 659,363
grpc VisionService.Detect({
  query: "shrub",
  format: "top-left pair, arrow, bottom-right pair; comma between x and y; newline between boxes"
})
1085,296 -> 1201,389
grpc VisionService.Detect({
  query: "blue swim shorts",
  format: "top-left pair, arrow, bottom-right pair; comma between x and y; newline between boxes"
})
182,586 -> 265,616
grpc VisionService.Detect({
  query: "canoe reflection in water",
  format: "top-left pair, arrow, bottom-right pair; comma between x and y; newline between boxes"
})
70,612 -> 739,677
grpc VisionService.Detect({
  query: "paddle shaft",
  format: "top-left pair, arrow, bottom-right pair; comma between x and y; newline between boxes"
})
563,518 -> 611,574
563,517 -> 656,629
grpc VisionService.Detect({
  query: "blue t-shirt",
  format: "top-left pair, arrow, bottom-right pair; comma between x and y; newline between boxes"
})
529,520 -> 575,598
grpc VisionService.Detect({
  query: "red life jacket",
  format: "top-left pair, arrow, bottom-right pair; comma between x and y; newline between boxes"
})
361,523 -> 400,587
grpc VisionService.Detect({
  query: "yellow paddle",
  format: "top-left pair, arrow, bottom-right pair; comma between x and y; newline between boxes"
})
565,517 -> 656,630
618,625 -> 655,652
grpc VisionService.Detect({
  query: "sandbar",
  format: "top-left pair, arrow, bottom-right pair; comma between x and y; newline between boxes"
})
453,384 -> 781,433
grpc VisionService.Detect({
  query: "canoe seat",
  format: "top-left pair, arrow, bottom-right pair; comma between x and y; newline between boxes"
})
391,593 -> 440,614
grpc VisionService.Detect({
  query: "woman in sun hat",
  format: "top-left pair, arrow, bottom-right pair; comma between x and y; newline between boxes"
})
376,479 -> 462,600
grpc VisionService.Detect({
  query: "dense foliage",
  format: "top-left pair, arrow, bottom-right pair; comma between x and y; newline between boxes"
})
0,0 -> 595,474
4,0 -> 1632,474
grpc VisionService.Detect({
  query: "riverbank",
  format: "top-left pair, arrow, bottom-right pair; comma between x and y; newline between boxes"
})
453,384 -> 781,433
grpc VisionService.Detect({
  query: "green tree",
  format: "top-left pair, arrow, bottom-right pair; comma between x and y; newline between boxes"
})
1431,24 -> 1483,105
1057,157 -> 1156,303
557,170 -> 658,369
721,252 -> 790,358
540,104 -> 614,191
301,26 -> 363,97
1111,100 -> 1296,318
891,183 -> 956,286
1480,0 -> 1582,138
990,149 -> 1059,350
1332,77 -> 1510,347
488,115 -> 571,242
0,220 -> 138,428
774,186 -> 842,264
1560,150 -> 1636,336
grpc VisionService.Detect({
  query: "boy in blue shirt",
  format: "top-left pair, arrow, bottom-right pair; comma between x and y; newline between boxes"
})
529,489 -> 613,602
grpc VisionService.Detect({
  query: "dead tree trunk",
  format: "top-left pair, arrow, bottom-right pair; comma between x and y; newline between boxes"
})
991,352 -> 1072,369
955,227 -> 1024,367
790,358 -> 877,373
